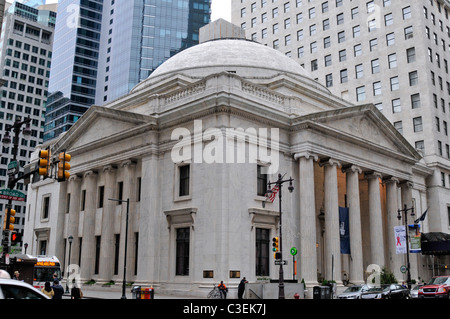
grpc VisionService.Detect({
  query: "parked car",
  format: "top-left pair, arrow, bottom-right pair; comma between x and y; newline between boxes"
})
410,284 -> 423,299
418,275 -> 450,299
337,284 -> 370,299
0,278 -> 49,299
361,284 -> 410,299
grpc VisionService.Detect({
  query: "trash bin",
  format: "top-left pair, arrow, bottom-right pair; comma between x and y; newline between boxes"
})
132,286 -> 141,299
313,286 -> 331,299
131,286 -> 155,299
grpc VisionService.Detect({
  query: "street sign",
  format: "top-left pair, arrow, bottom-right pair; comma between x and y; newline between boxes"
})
275,260 -> 288,265
7,161 -> 18,176
290,247 -> 298,256
400,265 -> 407,273
0,189 -> 26,202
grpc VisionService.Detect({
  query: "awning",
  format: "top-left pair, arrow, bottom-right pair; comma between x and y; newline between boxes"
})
421,232 -> 450,255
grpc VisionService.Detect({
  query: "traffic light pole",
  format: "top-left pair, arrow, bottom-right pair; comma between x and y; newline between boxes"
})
267,173 -> 294,300
1,117 -> 31,268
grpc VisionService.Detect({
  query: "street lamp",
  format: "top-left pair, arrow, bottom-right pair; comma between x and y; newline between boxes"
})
266,173 -> 294,299
108,198 -> 130,299
397,204 -> 414,289
65,235 -> 73,293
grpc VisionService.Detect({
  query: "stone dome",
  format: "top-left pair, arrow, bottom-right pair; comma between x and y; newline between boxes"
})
131,38 -> 314,93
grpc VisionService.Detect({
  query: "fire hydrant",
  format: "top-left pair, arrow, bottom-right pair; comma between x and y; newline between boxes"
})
294,293 -> 300,299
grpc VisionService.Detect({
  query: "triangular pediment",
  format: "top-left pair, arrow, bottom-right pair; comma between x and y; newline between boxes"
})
294,104 -> 421,161
54,105 -> 156,152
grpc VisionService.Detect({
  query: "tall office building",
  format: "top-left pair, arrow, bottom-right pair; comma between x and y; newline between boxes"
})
44,0 -> 212,141
232,0 -> 450,236
0,1 -> 56,241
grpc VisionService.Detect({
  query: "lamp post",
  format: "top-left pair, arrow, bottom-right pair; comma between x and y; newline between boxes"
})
266,173 -> 294,299
65,235 -> 73,293
397,204 -> 414,289
108,198 -> 130,299
1,117 -> 31,268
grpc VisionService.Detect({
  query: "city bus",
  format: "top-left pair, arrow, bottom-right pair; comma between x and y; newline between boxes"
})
9,255 -> 61,289
32,256 -> 61,289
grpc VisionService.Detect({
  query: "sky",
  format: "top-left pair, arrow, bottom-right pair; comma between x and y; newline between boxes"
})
43,0 -> 232,22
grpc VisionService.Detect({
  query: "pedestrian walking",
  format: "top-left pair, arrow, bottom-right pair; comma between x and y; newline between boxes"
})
218,281 -> 227,299
52,279 -> 64,299
12,271 -> 20,280
71,281 -> 83,299
238,277 -> 248,299
41,281 -> 54,299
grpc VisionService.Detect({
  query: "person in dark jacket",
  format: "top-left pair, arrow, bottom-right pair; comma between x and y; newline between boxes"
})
238,277 -> 248,299
52,279 -> 64,299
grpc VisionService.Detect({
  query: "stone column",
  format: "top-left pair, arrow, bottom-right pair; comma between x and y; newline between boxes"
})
344,165 -> 364,284
295,152 -> 318,286
66,175 -> 81,270
385,177 -> 400,278
366,172 -> 385,267
136,155 -> 160,283
80,170 -> 98,281
322,158 -> 342,283
99,165 -> 116,282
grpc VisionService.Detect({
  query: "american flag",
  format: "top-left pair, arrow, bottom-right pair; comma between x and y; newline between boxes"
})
267,185 -> 279,203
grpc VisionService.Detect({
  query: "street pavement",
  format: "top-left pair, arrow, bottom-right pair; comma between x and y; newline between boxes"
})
62,285 -> 201,299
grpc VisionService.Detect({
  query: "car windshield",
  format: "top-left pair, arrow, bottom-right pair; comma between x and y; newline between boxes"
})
367,287 -> 381,292
343,286 -> 361,293
427,277 -> 450,285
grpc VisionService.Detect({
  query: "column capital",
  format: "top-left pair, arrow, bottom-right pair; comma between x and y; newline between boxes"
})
399,180 -> 414,189
102,165 -> 117,173
121,159 -> 137,168
294,151 -> 318,161
84,170 -> 98,179
364,171 -> 383,180
342,164 -> 362,174
319,157 -> 341,168
68,175 -> 81,183
383,176 -> 399,185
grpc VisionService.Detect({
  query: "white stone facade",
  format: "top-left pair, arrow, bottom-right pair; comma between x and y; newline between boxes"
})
24,21 -> 434,297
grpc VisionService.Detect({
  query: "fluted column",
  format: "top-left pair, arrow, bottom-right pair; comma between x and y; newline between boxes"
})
322,158 -> 342,283
400,181 -> 418,282
385,177 -> 400,278
295,152 -> 318,286
366,172 -> 385,267
99,165 -> 116,281
80,170 -> 98,280
66,175 -> 81,269
344,165 -> 364,284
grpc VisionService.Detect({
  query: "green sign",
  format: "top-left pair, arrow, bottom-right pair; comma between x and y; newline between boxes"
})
0,189 -> 26,201
290,247 -> 298,256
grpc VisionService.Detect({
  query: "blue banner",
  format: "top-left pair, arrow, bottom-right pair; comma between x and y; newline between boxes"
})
339,207 -> 350,254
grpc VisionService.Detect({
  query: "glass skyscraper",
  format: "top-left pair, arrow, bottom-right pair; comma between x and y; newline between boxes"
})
44,0 -> 211,141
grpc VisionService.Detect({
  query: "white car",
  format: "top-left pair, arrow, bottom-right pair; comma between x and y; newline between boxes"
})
337,285 -> 370,299
0,278 -> 50,299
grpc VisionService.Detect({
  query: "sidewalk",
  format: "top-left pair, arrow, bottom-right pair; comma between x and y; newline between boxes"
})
64,284 -> 200,299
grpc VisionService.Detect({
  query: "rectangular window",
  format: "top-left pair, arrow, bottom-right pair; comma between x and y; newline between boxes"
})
179,165 -> 190,197
257,165 -> 268,196
80,190 -> 86,211
256,228 -> 270,276
176,228 -> 190,276
114,234 -> 120,275
42,196 -> 50,219
98,186 -> 104,208
95,236 -> 101,274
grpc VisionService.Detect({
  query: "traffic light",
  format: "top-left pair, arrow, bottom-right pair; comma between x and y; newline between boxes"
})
11,232 -> 22,244
272,237 -> 279,252
3,208 -> 16,231
57,151 -> 71,182
38,149 -> 50,177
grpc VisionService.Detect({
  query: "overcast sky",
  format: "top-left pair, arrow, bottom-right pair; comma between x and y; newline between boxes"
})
43,0 -> 231,22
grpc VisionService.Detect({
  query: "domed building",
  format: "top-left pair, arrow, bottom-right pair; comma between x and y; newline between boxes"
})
24,20 -> 431,298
